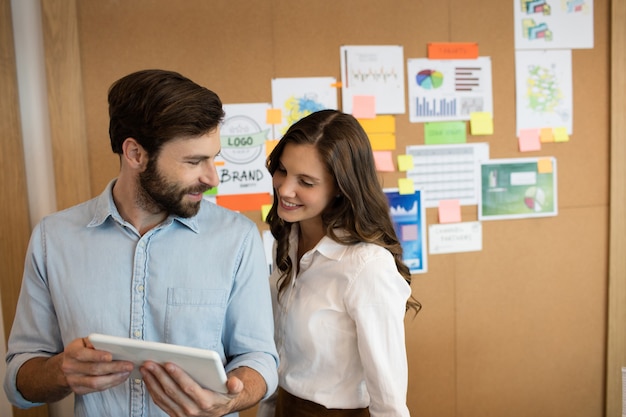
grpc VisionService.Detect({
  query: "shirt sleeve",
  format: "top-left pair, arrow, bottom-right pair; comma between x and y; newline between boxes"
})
4,221 -> 61,409
222,222 -> 279,399
344,251 -> 412,417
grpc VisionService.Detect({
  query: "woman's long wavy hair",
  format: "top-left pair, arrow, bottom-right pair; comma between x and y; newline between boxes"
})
266,110 -> 421,314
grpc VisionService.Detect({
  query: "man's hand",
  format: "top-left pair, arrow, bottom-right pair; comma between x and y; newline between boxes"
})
16,336 -> 134,403
140,361 -> 266,417
61,337 -> 134,395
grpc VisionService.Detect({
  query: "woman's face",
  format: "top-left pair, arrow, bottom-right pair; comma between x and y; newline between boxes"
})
272,143 -> 337,228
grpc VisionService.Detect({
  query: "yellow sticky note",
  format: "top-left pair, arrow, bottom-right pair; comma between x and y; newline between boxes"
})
398,178 -> 415,195
368,132 -> 396,151
470,112 -> 493,135
261,204 -> 272,221
537,158 -> 553,173
358,115 -> 396,133
352,95 -> 376,119
540,127 -> 554,143
265,139 -> 279,156
373,151 -> 395,172
553,127 -> 569,142
266,109 -> 282,125
397,154 -> 414,172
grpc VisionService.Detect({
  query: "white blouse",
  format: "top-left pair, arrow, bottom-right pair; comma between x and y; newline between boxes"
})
263,227 -> 412,417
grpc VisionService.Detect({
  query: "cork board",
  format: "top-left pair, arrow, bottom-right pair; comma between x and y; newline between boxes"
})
73,1 -> 610,416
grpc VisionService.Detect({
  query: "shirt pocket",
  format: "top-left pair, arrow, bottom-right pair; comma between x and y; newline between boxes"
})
165,288 -> 226,349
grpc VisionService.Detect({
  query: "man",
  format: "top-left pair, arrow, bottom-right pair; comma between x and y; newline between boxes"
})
4,69 -> 278,417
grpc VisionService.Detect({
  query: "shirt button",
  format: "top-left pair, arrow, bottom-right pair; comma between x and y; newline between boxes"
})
134,379 -> 142,384
133,330 -> 142,338
137,285 -> 144,292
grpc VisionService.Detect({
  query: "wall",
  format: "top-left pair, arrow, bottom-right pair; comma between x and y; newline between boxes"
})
1,1 -> 616,417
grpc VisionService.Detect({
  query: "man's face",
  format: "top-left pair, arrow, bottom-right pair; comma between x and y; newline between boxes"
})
137,129 -> 221,218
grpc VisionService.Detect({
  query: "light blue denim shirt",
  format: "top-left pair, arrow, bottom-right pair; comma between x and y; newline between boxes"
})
4,180 -> 278,417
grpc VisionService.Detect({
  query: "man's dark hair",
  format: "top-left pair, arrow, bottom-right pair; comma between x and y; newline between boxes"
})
108,69 -> 225,156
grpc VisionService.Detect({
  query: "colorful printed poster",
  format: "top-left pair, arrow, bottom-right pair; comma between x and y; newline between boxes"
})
340,45 -> 406,115
216,103 -> 273,196
384,189 -> 427,274
514,0 -> 594,49
515,49 -> 573,134
406,57 -> 493,123
479,157 -> 558,220
271,77 -> 338,136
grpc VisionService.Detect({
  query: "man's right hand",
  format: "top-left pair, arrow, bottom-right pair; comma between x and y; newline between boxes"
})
16,336 -> 134,403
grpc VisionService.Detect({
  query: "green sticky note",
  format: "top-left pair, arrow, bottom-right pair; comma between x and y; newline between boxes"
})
424,122 -> 467,144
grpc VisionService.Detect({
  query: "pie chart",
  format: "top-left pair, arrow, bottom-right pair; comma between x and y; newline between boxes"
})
524,186 -> 545,212
416,69 -> 444,89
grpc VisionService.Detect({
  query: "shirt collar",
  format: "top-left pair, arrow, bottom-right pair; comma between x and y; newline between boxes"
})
87,179 -> 200,233
290,225 -> 349,262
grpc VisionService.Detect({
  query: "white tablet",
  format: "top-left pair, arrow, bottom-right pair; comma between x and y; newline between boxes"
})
88,333 -> 228,393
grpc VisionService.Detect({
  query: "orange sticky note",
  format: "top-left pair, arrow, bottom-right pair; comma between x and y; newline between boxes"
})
368,132 -> 396,151
537,158 -> 553,173
373,151 -> 395,172
428,42 -> 479,59
358,115 -> 396,133
216,193 -> 272,212
352,95 -> 376,119
540,128 -> 554,143
438,199 -> 461,224
553,127 -> 569,142
266,109 -> 282,125
265,139 -> 279,156
518,128 -> 541,152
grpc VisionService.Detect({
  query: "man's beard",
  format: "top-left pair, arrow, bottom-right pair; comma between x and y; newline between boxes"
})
137,157 -> 209,218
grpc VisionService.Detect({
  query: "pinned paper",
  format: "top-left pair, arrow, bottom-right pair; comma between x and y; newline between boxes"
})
352,95 -> 376,119
540,127 -> 554,143
266,108 -> 282,125
438,199 -> 462,224
398,178 -> 415,195
428,42 -> 479,59
518,128 -> 541,152
470,112 -> 493,135
425,121 -> 466,144
553,127 -> 570,142
373,151 -> 395,172
261,204 -> 272,221
397,154 -> 414,172
537,158 -> 553,173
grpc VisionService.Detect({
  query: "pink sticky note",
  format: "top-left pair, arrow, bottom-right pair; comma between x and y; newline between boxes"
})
352,95 -> 376,119
438,199 -> 461,224
373,151 -> 395,172
518,129 -> 541,152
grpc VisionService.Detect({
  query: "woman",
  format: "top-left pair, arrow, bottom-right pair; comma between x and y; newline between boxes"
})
259,109 -> 420,417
